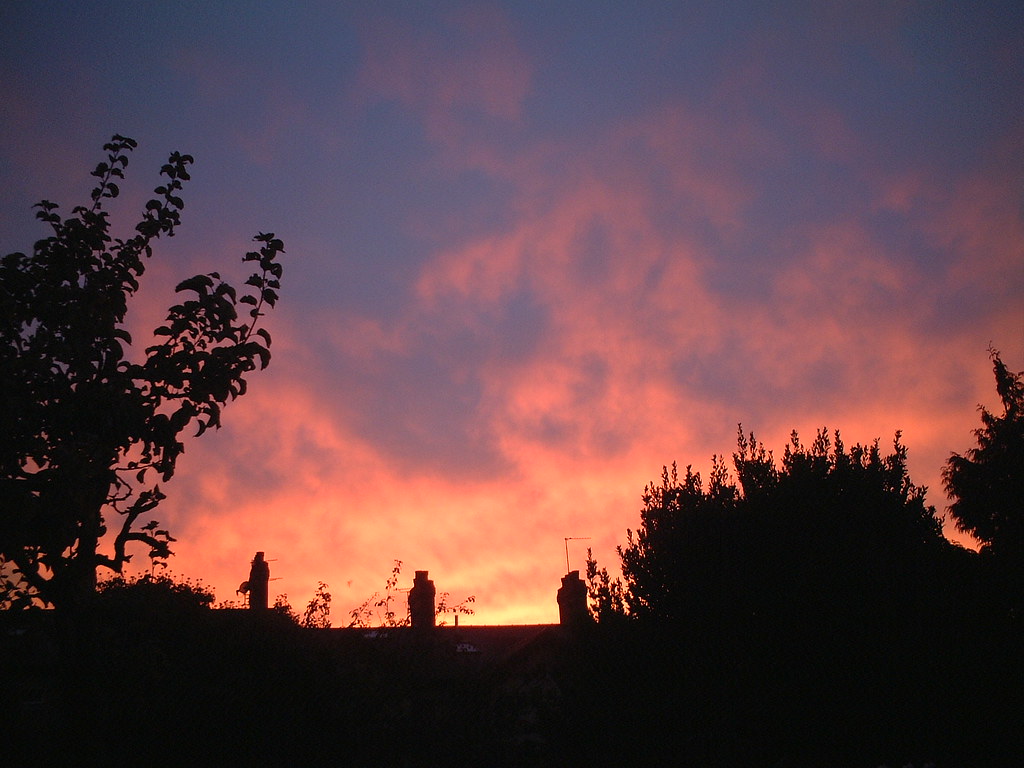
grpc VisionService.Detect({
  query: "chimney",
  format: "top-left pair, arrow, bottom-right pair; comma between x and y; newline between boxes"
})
248,551 -> 270,611
557,570 -> 590,628
408,570 -> 436,629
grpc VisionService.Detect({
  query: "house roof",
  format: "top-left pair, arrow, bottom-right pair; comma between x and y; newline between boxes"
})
326,623 -> 564,667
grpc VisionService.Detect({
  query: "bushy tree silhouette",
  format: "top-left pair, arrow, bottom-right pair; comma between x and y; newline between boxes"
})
615,427 -> 945,627
943,348 -> 1024,594
0,136 -> 286,610
580,428 -> 985,764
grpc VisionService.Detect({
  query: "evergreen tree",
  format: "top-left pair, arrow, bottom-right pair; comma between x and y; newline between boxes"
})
944,348 -> 1024,596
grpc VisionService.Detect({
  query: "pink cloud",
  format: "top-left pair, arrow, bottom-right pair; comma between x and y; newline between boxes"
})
7,3 -> 1019,629
115,40 -> 1019,625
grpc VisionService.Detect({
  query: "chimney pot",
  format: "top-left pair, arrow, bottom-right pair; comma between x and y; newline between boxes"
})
557,569 -> 590,628
409,570 -> 436,629
248,551 -> 270,611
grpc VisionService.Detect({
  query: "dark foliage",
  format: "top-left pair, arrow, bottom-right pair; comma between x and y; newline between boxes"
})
96,571 -> 215,612
302,580 -> 332,628
584,547 -> 626,624
944,348 -> 1024,597
581,426 -> 1022,765
617,428 -> 945,627
0,136 -> 285,610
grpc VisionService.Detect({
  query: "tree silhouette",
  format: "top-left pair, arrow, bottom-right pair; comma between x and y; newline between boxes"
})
943,348 -> 1024,596
95,570 -> 215,614
584,546 -> 627,623
614,427 -> 945,626
585,428 -> 967,764
302,580 -> 332,628
0,135 -> 285,610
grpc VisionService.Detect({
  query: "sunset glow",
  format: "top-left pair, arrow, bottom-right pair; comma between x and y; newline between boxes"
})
2,2 -> 1021,623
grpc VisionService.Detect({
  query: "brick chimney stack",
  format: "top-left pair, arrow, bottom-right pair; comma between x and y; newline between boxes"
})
248,551 -> 270,611
409,570 -> 436,629
557,570 -> 590,628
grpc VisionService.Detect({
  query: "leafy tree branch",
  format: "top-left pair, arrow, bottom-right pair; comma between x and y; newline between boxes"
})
0,135 -> 287,609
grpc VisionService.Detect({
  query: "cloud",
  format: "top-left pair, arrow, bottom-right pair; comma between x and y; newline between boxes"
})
88,83 -> 1024,621
10,3 -> 1020,623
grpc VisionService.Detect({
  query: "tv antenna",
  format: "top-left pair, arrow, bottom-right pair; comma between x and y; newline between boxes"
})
563,537 -> 591,573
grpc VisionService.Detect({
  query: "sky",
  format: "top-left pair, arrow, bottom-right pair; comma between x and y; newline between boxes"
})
2,1 -> 1021,624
